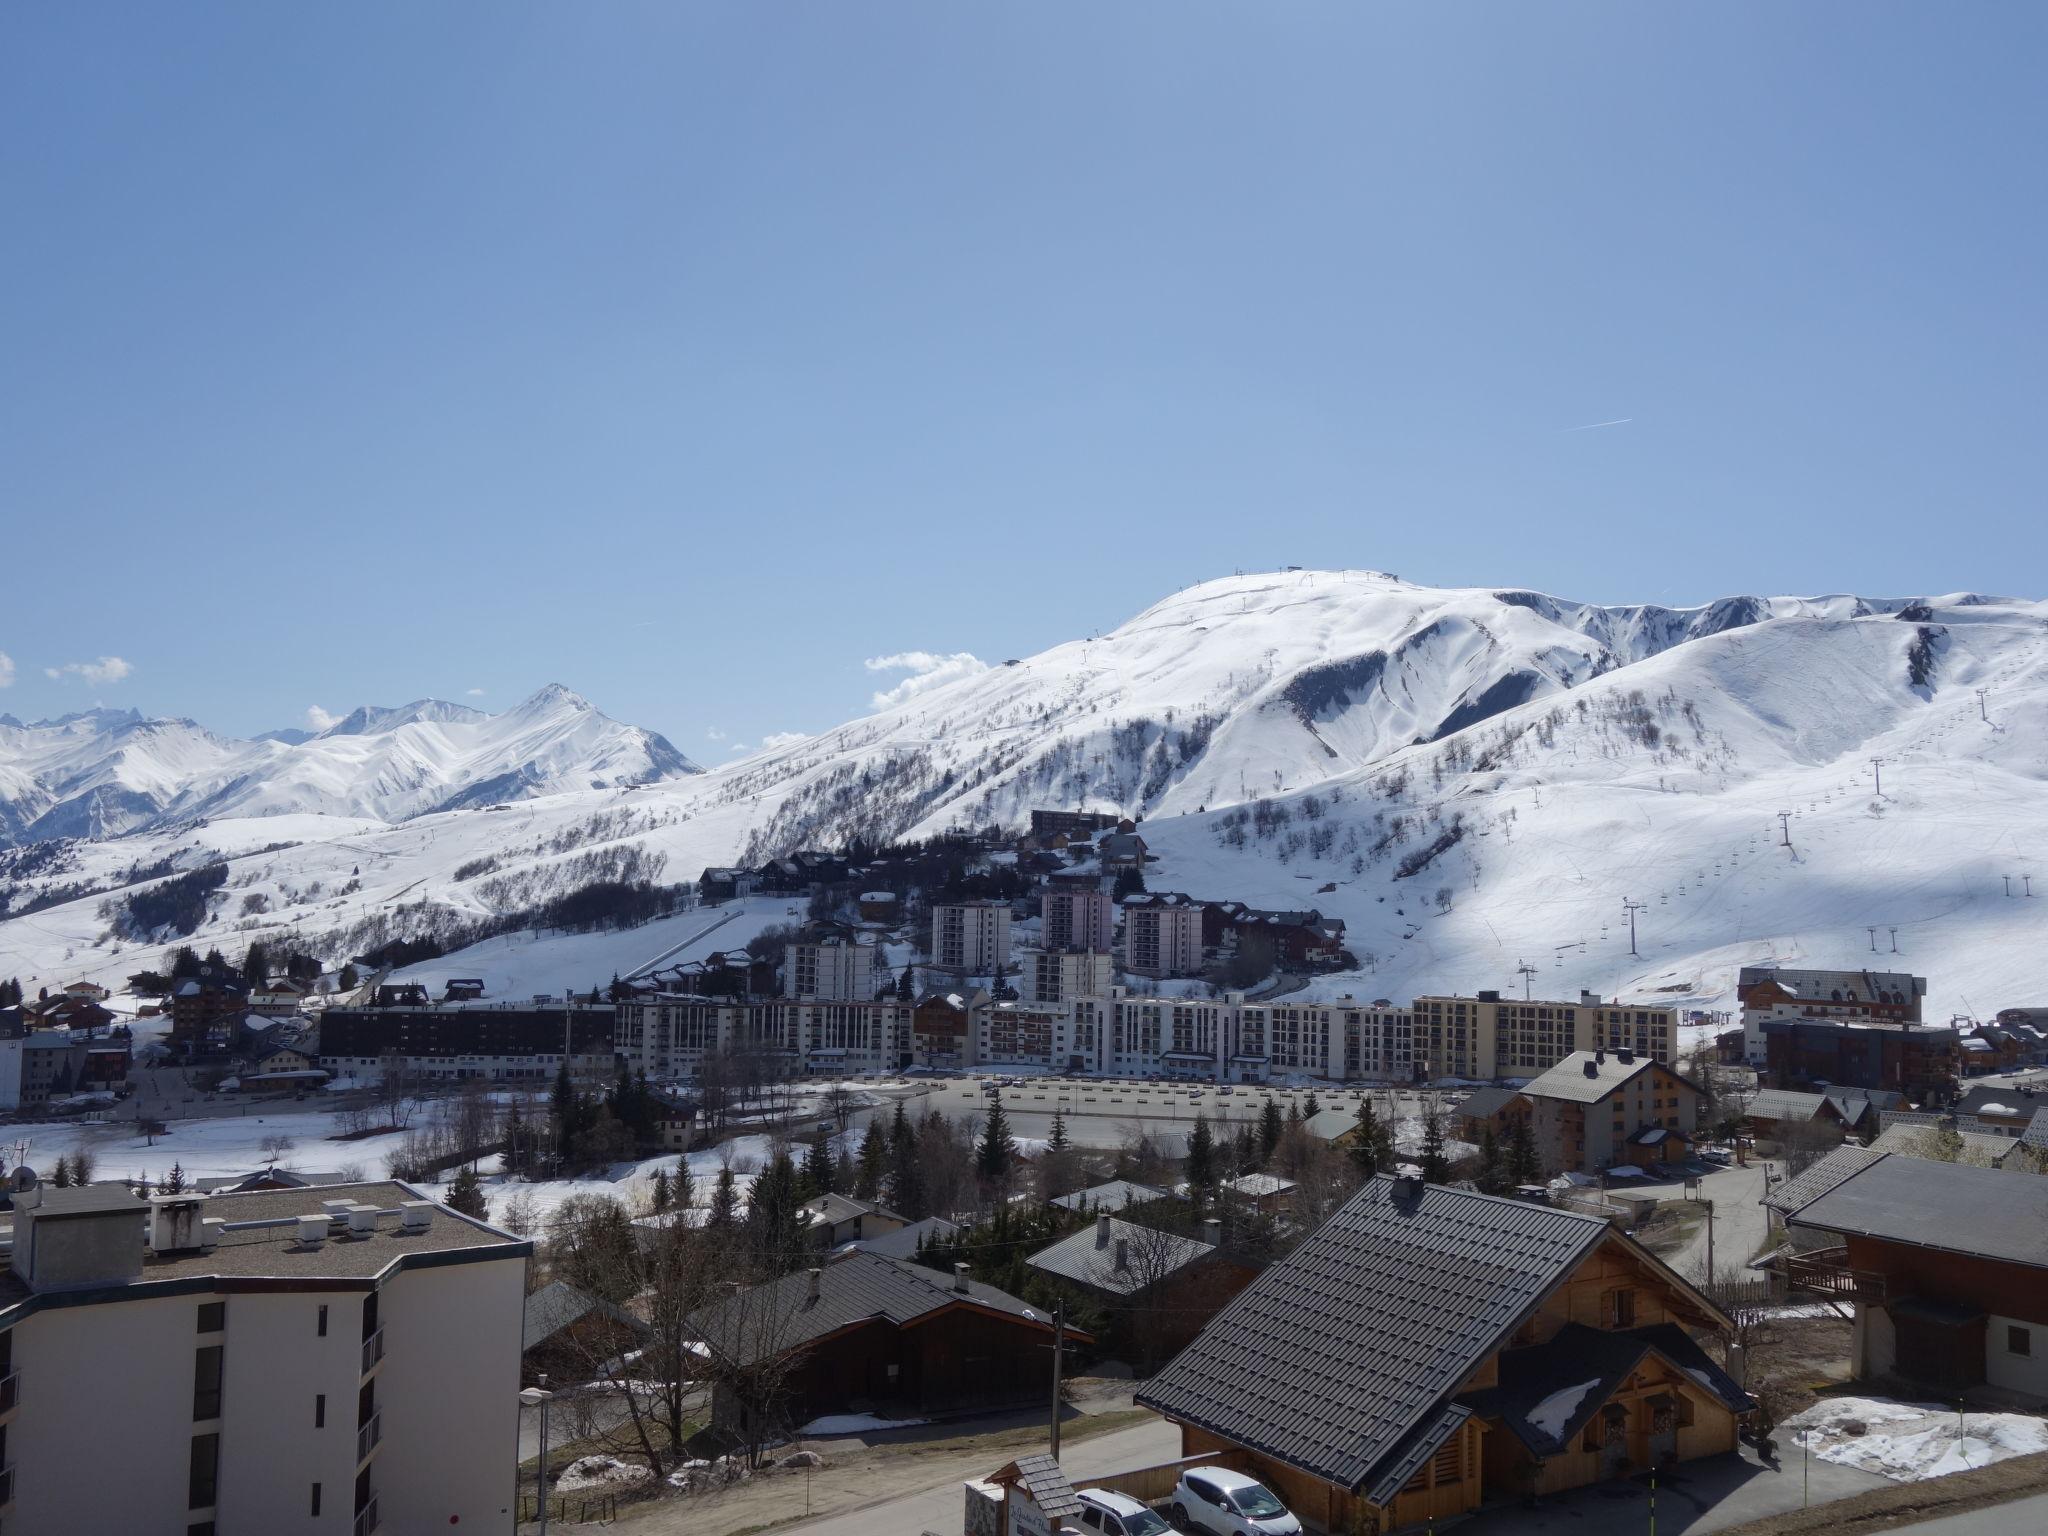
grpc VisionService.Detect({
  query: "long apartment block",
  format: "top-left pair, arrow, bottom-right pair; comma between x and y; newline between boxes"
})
0,1179 -> 528,1535
1412,990 -> 1677,1078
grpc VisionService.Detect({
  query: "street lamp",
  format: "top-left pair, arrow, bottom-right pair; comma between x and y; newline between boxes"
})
520,1381 -> 554,1536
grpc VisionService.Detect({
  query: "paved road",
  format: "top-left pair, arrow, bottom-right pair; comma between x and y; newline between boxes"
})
1657,1157 -> 1777,1285
1893,1490 -> 2048,1534
770,1414 -> 1182,1536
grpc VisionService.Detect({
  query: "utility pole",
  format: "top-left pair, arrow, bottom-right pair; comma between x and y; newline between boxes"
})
1976,687 -> 1990,722
1621,899 -> 1647,959
1870,757 -> 1884,797
1888,927 -> 1900,953
1049,1300 -> 1067,1458
2004,876 -> 2013,898
1776,811 -> 1793,849
1515,961 -> 1538,1001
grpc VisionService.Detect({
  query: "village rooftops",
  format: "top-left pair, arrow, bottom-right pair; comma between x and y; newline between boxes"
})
1520,1050 -> 1664,1104
1452,1086 -> 1526,1120
1785,1154 -> 2048,1269
1138,1177 -> 1635,1501
1028,1216 -> 1216,1295
1762,1144 -> 1888,1218
1050,1179 -> 1172,1214
845,1215 -> 959,1260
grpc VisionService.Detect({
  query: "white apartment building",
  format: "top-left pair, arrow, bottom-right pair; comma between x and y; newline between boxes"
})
1121,897 -> 1204,978
615,996 -> 917,1078
1066,991 -> 1415,1083
1022,949 -> 1115,1005
783,940 -> 884,1002
1041,888 -> 1115,953
932,902 -> 1012,977
979,1000 -> 1100,1072
0,1179 -> 527,1536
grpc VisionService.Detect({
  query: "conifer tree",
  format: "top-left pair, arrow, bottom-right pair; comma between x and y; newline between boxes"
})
975,1094 -> 1017,1182
1048,1107 -> 1071,1154
650,1167 -> 673,1213
1419,1106 -> 1451,1184
1302,1091 -> 1321,1118
1349,1097 -> 1395,1178
801,1128 -> 836,1198
446,1165 -> 489,1221
1506,1116 -> 1543,1185
672,1157 -> 694,1212
856,1120 -> 888,1202
1258,1098 -> 1285,1164
1186,1111 -> 1218,1193
163,1161 -> 186,1194
707,1166 -> 741,1229
745,1152 -> 808,1273
1476,1127 -> 1508,1195
886,1101 -> 924,1217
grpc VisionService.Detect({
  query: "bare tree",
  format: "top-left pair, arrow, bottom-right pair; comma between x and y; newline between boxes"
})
822,1082 -> 857,1134
258,1133 -> 296,1171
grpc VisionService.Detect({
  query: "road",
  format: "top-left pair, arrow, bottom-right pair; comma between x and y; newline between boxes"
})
1656,1156 -> 1778,1286
759,1415 -> 1181,1536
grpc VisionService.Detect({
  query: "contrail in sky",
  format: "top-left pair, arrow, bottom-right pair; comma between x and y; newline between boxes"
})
1563,417 -> 1633,431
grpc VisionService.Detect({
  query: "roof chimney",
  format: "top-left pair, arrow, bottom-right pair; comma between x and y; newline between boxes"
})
149,1194 -> 211,1255
806,1267 -> 822,1302
1595,1049 -> 1605,1065
1616,1047 -> 1634,1065
295,1215 -> 328,1249
1203,1217 -> 1222,1246
1096,1212 -> 1111,1242
1583,1059 -> 1599,1078
1391,1173 -> 1421,1201
953,1262 -> 970,1294
1114,1237 -> 1130,1272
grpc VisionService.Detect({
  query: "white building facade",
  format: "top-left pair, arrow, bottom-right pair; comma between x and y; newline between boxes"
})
932,902 -> 1012,977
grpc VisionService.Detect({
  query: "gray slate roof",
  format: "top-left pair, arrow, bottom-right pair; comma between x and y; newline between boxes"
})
1786,1154 -> 2048,1269
1870,1124 -> 2026,1168
1452,1086 -> 1525,1121
1135,1176 -> 1611,1496
803,1193 -> 899,1227
1763,1145 -> 1887,1217
1743,1089 -> 1828,1123
848,1216 -> 960,1260
1954,1085 -> 2042,1122
1050,1180 -> 1171,1214
1303,1107 -> 1362,1142
1027,1216 -> 1215,1295
1521,1052 -> 1658,1105
523,1280 -> 644,1351
688,1251 -> 1057,1366
996,1454 -> 1082,1521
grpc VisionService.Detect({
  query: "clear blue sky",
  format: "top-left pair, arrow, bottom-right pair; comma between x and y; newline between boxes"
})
3,3 -> 2041,755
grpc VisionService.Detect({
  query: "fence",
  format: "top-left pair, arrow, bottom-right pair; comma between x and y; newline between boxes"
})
519,1493 -> 618,1525
1087,1450 -> 1245,1504
1704,1273 -> 1785,1311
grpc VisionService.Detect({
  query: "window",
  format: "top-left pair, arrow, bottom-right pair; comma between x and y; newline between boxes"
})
188,1433 -> 220,1509
2011,1326 -> 2033,1358
192,1345 -> 224,1421
315,1393 -> 326,1428
1607,1288 -> 1637,1328
197,1302 -> 224,1334
311,1483 -> 322,1517
317,1304 -> 328,1338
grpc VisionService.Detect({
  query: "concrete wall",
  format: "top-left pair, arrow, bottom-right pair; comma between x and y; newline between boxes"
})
1986,1314 -> 2048,1401
214,1290 -> 365,1532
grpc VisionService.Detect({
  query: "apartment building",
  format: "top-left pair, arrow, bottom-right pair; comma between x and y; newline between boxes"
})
317,1004 -> 616,1085
932,902 -> 1012,977
1041,887 -> 1115,953
0,1179 -> 528,1536
1737,966 -> 1927,1066
1411,991 -> 1677,1079
1021,948 -> 1114,1005
1069,992 -> 1414,1083
1519,1050 -> 1705,1173
1121,895 -> 1204,979
783,940 -> 884,1002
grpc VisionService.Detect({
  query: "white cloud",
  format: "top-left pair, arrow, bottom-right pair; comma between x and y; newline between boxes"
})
466,687 -> 485,697
727,742 -> 750,753
45,656 -> 133,686
705,726 -> 728,742
759,730 -> 807,751
306,705 -> 340,731
0,651 -> 13,688
863,650 -> 989,709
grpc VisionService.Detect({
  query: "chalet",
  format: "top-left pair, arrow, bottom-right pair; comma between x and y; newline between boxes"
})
1028,1212 -> 1258,1366
697,866 -> 753,903
1737,965 -> 1926,1065
1951,1083 -> 2042,1137
1452,1086 -> 1530,1145
1095,832 -> 1149,871
1869,1121 -> 2044,1171
1137,1177 -> 1750,1533
523,1280 -> 649,1387
846,1215 -> 960,1260
1762,1016 -> 1958,1099
1050,1180 -> 1173,1216
1783,1154 -> 2048,1402
168,969 -> 249,1053
910,988 -> 986,1071
1228,909 -> 1348,971
801,1193 -> 909,1249
1518,1051 -> 1703,1175
248,976 -> 314,1017
439,978 -> 487,1003
253,1043 -> 318,1076
1302,1106 -> 1369,1149
1221,1172 -> 1296,1215
371,983 -> 431,1009
59,980 -> 112,1001
26,994 -> 116,1034
687,1251 -> 1081,1434
856,891 -> 900,923
1743,1087 -> 1897,1144
1028,809 -> 1124,842
648,1087 -> 699,1150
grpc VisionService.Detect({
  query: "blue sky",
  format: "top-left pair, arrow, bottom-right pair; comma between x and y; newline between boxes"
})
3,4 -> 2041,756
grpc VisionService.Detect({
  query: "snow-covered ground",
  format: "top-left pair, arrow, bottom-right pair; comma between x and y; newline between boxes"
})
1785,1396 -> 2048,1481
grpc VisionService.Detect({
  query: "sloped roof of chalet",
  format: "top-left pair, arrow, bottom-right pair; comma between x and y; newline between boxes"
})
848,1215 -> 959,1259
1870,1124 -> 2023,1167
1135,1177 -> 1620,1497
1462,1322 -> 1751,1458
802,1192 -> 905,1227
1049,1179 -> 1171,1214
1303,1107 -> 1364,1142
1954,1085 -> 2042,1121
1027,1216 -> 1215,1295
1785,1154 -> 2048,1268
523,1280 -> 647,1352
1743,1089 -> 1828,1123
687,1251 -> 1062,1367
1520,1052 -> 1660,1105
1452,1086 -> 1526,1120
1762,1145 -> 1887,1217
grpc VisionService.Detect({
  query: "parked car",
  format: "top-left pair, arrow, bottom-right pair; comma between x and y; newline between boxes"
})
1074,1488 -> 1173,1536
1699,1146 -> 1733,1165
1170,1469 -> 1300,1536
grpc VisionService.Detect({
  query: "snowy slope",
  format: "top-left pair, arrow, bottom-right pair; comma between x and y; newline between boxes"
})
0,685 -> 697,842
1,572 -> 2043,1025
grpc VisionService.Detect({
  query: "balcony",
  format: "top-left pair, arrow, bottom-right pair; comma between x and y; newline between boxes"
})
0,1463 -> 14,1509
1783,1245 -> 1888,1301
353,1494 -> 380,1536
357,1410 -> 383,1465
0,1369 -> 18,1414
360,1327 -> 385,1375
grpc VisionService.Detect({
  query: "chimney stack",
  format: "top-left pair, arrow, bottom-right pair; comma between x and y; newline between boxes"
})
1096,1211 -> 1111,1242
1583,1059 -> 1599,1078
1202,1217 -> 1222,1246
806,1267 -> 822,1302
953,1262 -> 969,1294
1115,1237 -> 1130,1272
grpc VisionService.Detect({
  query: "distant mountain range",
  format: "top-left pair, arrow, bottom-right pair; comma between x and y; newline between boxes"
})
1,572 -> 2042,1022
0,684 -> 697,842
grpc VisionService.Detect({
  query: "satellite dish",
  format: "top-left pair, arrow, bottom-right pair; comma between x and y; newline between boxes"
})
12,1165 -> 38,1193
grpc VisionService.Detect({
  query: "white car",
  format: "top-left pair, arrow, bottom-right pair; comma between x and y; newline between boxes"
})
1170,1468 -> 1300,1536
1074,1488 -> 1174,1536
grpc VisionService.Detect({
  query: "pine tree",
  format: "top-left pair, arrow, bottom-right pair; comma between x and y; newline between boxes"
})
650,1167 -> 673,1213
708,1166 -> 741,1229
446,1165 -> 489,1221
834,1147 -> 857,1196
1048,1107 -> 1071,1154
50,1155 -> 72,1188
1302,1092 -> 1321,1118
1286,1100 -> 1304,1127
1506,1116 -> 1543,1185
801,1128 -> 836,1198
745,1152 -> 808,1273
896,964 -> 916,1002
1476,1127 -> 1509,1195
163,1161 -> 186,1194
1350,1097 -> 1395,1178
1186,1111 -> 1218,1192
1419,1106 -> 1451,1184
1258,1098 -> 1285,1164
886,1101 -> 925,1217
976,1094 -> 1016,1182
242,940 -> 270,987
502,1097 -> 527,1175
672,1157 -> 694,1212
855,1120 -> 888,1202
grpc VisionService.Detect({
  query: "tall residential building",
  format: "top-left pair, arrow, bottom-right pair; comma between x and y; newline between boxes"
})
1042,887 -> 1116,953
1411,991 -> 1678,1079
784,940 -> 884,1002
0,1179 -> 527,1535
1121,896 -> 1204,978
1735,966 -> 1927,1066
1023,949 -> 1115,1005
932,902 -> 1012,977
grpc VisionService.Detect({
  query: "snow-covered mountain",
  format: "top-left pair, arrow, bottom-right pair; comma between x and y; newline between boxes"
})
0,685 -> 698,843
2,572 -> 2042,1024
